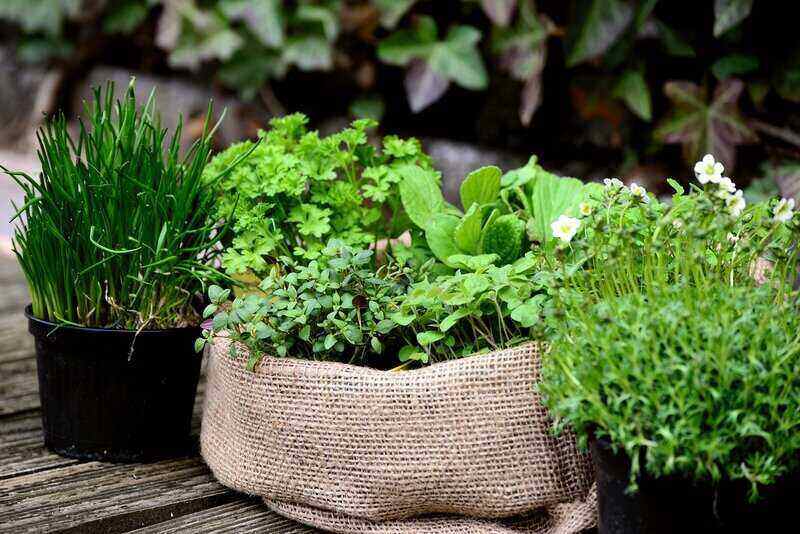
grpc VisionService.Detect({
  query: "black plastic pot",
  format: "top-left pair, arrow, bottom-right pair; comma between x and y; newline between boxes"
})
26,306 -> 203,463
591,436 -> 800,533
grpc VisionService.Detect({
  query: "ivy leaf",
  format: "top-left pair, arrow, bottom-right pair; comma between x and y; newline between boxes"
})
713,0 -> 753,37
460,166 -> 502,210
220,0 -> 284,48
379,16 -> 487,110
613,69 -> 652,121
712,54 -> 759,81
566,0 -> 634,67
425,215 -> 462,266
481,0 -> 517,27
405,58 -> 450,113
283,35 -> 332,71
398,165 -> 445,229
654,79 -> 758,170
374,0 -> 417,29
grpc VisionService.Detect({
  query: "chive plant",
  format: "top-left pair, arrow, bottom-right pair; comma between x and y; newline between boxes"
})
2,80 -> 234,329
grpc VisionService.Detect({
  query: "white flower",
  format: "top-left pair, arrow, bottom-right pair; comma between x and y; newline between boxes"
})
551,215 -> 581,243
717,176 -> 736,194
603,177 -> 624,189
629,182 -> 649,203
579,202 -> 592,216
773,197 -> 795,223
672,219 -> 683,229
694,154 -> 724,184
727,232 -> 739,244
725,190 -> 746,217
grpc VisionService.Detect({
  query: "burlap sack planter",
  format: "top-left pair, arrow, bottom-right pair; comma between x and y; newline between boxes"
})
201,337 -> 597,534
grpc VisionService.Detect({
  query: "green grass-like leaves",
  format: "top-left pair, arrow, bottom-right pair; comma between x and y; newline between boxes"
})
3,80 -> 230,329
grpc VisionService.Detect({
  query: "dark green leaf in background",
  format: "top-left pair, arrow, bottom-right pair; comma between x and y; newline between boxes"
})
614,69 -> 652,121
713,0 -> 754,37
566,0 -> 634,67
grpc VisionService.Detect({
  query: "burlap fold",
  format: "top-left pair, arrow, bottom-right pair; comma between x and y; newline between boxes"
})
201,338 -> 596,533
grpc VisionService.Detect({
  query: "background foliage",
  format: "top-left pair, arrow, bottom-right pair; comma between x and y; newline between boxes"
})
4,1 -> 799,190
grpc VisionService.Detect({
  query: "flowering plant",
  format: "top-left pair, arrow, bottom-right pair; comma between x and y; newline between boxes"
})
540,154 -> 800,498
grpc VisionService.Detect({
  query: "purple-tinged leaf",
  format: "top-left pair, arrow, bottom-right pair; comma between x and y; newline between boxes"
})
405,58 -> 450,112
481,0 -> 517,27
654,79 -> 757,170
519,45 -> 546,125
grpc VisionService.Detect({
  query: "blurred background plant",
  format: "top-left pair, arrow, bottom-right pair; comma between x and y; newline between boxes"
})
2,0 -> 800,197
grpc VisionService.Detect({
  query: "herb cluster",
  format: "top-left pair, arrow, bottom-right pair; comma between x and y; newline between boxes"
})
203,113 -> 432,276
3,80 -> 229,329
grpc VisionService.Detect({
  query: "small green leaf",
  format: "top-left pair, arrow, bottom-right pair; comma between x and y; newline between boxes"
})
613,69 -> 652,121
370,336 -> 383,353
440,308 -> 471,331
324,333 -> 337,350
447,253 -> 500,271
398,165 -> 445,229
417,330 -> 445,346
208,285 -> 230,303
712,54 -> 759,81
203,304 -> 218,319
194,338 -> 206,353
667,178 -> 685,196
399,345 -> 429,363
460,166 -> 502,210
425,215 -> 462,265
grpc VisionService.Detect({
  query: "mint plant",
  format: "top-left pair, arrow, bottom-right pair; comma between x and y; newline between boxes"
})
197,242 -> 415,369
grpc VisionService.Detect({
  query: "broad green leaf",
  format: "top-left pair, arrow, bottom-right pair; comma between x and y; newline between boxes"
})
417,330 -> 445,346
481,214 -> 526,264
425,215 -> 461,265
399,345 -> 429,363
460,166 -> 501,210
654,79 -> 757,170
220,0 -> 284,47
377,16 -> 437,66
510,295 -> 545,327
713,0 -> 753,37
526,171 -> 588,243
398,165 -> 445,229
566,0 -> 634,67
712,54 -> 759,81
103,0 -> 149,34
613,69 -> 652,121
440,308 -> 471,331
283,35 -> 332,71
501,156 -> 539,188
296,4 -> 339,41
453,204 -> 484,254
429,26 -> 488,90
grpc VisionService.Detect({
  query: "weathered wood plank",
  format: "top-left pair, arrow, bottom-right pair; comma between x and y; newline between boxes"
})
127,499 -> 321,534
0,356 -> 38,416
0,412 -> 77,480
0,454 -> 232,532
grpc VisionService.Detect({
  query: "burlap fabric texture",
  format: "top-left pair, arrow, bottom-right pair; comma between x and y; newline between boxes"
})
201,338 -> 596,534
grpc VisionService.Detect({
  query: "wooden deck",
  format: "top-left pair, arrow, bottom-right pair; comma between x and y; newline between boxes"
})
0,256 -> 319,533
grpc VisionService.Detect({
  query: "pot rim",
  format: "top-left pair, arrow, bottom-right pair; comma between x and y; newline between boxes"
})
25,304 -> 201,336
